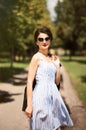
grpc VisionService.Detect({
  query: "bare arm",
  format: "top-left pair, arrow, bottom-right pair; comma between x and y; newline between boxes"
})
25,55 -> 39,118
52,55 -> 61,85
55,65 -> 60,85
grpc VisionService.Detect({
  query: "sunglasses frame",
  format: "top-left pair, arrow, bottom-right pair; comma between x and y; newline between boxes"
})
37,37 -> 50,42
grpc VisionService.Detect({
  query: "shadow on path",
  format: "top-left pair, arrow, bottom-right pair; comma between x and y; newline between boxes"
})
0,90 -> 22,103
11,69 -> 28,85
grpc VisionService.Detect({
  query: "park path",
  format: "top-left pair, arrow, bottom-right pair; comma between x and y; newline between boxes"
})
60,67 -> 86,130
0,67 -> 86,130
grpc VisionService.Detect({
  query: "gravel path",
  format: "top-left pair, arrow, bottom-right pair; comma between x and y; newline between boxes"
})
0,67 -> 86,130
0,71 -> 29,130
60,67 -> 86,130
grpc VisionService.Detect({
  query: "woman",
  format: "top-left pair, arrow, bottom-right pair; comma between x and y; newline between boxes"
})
25,27 -> 73,130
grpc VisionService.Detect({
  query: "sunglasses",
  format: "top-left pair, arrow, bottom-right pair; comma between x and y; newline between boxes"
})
37,37 -> 50,42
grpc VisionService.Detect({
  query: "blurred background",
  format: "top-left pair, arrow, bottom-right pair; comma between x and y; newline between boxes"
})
0,0 -> 86,105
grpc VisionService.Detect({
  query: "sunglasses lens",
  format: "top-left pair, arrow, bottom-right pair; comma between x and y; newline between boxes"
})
38,37 -> 50,42
38,38 -> 43,42
45,37 -> 50,41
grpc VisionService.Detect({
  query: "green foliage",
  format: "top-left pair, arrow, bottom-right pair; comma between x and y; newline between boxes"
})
0,0 -> 54,66
55,0 -> 86,54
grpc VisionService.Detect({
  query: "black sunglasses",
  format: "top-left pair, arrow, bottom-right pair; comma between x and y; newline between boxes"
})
37,37 -> 50,42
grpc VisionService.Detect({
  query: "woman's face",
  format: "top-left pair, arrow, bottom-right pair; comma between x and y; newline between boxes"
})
36,33 -> 51,50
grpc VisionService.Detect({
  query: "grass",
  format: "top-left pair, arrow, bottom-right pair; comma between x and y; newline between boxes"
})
0,59 -> 29,82
60,56 -> 86,105
13,62 -> 29,69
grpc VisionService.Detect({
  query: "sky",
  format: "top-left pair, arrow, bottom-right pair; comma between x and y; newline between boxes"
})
47,0 -> 63,21
46,0 -> 58,21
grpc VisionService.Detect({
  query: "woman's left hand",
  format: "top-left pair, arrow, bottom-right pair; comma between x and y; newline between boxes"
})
25,105 -> 33,118
51,55 -> 60,67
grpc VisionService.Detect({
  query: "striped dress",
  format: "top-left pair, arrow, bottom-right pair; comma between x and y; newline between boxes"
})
30,60 -> 73,130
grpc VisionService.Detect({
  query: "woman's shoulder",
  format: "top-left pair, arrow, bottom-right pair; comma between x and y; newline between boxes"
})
31,52 -> 41,62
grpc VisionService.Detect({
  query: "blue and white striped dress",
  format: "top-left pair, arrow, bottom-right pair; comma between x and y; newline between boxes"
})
30,60 -> 73,130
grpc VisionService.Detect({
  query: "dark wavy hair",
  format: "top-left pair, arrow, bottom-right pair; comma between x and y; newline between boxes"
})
34,27 -> 53,42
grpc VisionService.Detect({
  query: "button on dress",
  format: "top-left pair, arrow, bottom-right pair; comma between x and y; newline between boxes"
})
30,60 -> 73,130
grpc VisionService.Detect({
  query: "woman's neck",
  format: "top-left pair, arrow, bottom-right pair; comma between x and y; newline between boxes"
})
39,50 -> 48,57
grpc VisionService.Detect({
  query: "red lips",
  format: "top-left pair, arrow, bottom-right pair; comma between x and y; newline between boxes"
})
43,44 -> 48,47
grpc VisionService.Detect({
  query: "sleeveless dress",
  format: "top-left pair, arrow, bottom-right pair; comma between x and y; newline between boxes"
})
30,60 -> 73,130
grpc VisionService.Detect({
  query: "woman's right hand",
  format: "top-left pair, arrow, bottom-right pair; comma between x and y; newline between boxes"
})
25,105 -> 33,118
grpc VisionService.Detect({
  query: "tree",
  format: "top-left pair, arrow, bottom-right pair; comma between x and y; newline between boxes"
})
55,0 -> 86,55
0,0 -> 53,63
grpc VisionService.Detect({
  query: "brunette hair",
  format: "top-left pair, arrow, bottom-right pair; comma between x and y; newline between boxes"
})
34,27 -> 53,42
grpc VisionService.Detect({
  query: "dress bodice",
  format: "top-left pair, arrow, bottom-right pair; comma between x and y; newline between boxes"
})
35,60 -> 57,84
